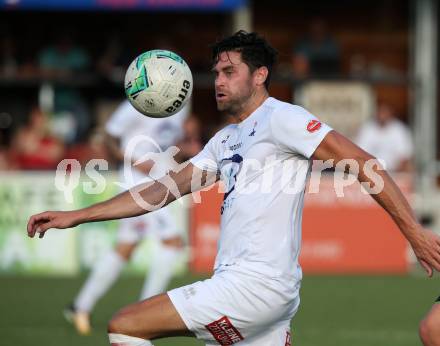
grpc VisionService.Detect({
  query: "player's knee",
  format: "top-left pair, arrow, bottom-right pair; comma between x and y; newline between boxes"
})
116,243 -> 137,260
107,316 -> 123,335
419,315 -> 440,346
108,307 -> 154,340
161,236 -> 184,248
108,310 -> 132,335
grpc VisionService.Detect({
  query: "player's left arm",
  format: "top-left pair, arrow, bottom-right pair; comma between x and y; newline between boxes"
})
312,130 -> 440,276
27,161 -> 218,239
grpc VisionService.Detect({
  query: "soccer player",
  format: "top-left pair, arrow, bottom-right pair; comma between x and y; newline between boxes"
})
64,100 -> 199,335
356,101 -> 413,172
28,31 -> 440,346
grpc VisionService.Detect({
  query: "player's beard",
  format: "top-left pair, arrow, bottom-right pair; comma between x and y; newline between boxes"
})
216,84 -> 254,117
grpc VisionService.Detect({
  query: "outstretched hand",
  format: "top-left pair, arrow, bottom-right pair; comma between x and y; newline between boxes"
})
410,227 -> 440,277
27,211 -> 81,239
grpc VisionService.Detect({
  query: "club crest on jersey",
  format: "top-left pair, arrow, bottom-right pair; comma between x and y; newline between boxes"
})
249,121 -> 257,136
306,119 -> 321,133
221,135 -> 230,144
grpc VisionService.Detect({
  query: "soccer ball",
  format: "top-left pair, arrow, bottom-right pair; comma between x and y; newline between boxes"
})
124,50 -> 193,118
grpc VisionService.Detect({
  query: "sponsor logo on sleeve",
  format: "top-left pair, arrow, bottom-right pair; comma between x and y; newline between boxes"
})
306,119 -> 322,133
205,316 -> 244,345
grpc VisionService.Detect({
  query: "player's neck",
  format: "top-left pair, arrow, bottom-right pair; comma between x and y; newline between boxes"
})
235,90 -> 269,123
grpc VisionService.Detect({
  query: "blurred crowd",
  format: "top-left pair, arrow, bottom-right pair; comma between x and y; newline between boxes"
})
0,104 -> 203,172
0,14 -> 412,173
0,28 -> 205,171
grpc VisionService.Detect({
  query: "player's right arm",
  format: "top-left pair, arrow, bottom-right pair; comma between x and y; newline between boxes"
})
27,162 -> 217,239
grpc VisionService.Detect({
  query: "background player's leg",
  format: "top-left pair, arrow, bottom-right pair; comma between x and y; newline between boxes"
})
67,243 -> 136,334
139,237 -> 184,300
108,292 -> 192,342
420,301 -> 440,346
74,243 -> 135,311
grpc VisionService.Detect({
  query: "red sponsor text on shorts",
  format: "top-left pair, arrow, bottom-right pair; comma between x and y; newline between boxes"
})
205,316 -> 244,345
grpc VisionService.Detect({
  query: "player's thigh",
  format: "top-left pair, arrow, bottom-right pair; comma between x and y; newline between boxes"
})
108,293 -> 193,340
168,271 -> 299,344
115,242 -> 138,260
423,301 -> 440,327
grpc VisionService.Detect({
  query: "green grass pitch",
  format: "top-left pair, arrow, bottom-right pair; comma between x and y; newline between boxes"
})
1,273 -> 439,346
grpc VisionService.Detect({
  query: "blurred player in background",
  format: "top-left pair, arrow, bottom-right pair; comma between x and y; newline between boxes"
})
28,31 -> 440,346
10,105 -> 65,170
64,99 -> 201,335
356,101 -> 413,173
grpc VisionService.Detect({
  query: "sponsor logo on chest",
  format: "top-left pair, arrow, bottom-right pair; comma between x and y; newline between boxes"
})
229,142 -> 242,151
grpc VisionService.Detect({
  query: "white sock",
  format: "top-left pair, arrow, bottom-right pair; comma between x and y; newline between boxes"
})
108,333 -> 153,345
139,244 -> 182,300
74,250 -> 126,312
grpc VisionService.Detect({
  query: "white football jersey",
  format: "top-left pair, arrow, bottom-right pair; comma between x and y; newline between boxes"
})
106,100 -> 189,188
190,97 -> 331,285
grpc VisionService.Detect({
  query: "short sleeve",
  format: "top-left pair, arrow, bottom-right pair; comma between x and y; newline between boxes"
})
106,101 -> 142,138
189,135 -> 220,173
271,105 -> 332,158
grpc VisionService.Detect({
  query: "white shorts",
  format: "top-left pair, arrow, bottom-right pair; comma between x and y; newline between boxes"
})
168,269 -> 299,345
116,207 -> 180,244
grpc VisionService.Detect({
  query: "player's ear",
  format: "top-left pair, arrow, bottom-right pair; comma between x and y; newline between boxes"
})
254,66 -> 269,87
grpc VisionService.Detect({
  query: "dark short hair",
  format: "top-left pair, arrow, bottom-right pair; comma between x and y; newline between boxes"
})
211,30 -> 278,89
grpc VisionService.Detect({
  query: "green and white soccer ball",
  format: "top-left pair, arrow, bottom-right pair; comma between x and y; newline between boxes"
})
124,50 -> 193,118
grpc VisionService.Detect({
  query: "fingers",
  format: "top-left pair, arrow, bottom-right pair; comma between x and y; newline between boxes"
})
35,225 -> 48,239
27,214 -> 41,238
415,229 -> 440,275
420,259 -> 433,278
425,234 -> 440,272
36,220 -> 55,236
421,255 -> 440,275
27,214 -> 38,237
423,246 -> 440,272
27,210 -> 77,239
431,253 -> 440,272
427,230 -> 440,248
27,212 -> 53,238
